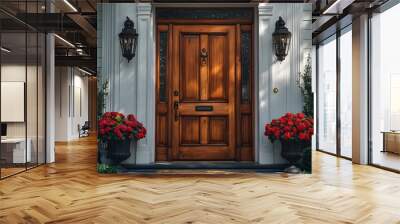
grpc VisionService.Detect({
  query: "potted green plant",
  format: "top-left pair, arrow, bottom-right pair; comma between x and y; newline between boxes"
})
264,112 -> 313,173
98,112 -> 146,164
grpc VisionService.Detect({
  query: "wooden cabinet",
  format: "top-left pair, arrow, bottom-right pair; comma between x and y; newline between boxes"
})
382,132 -> 400,154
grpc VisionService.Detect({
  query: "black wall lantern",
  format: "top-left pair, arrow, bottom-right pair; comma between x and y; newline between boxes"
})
119,17 -> 138,62
272,16 -> 292,62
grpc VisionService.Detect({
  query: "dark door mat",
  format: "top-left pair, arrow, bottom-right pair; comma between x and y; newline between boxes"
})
119,162 -> 288,174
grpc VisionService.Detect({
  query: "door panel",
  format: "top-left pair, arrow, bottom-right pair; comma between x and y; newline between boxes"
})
209,35 -> 228,101
172,25 -> 236,160
180,116 -> 200,145
181,35 -> 200,101
208,116 -> 228,144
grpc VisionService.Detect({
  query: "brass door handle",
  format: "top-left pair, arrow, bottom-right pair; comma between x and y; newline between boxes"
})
174,101 -> 179,121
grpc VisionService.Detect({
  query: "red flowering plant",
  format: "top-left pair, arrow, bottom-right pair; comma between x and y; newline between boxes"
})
264,112 -> 313,143
98,112 -> 147,142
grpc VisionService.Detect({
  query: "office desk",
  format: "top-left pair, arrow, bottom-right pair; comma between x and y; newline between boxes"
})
1,138 -> 31,163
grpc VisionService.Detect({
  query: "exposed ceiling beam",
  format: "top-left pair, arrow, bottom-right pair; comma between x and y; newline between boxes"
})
55,55 -> 96,68
322,0 -> 356,14
312,15 -> 335,33
67,13 -> 97,40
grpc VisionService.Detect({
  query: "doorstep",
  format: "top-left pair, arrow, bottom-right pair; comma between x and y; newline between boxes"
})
119,162 -> 288,173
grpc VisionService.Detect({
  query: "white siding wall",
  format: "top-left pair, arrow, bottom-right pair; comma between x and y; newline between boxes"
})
257,3 -> 312,164
98,3 -> 155,164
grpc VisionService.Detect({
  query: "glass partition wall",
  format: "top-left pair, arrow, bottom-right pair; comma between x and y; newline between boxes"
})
317,35 -> 337,155
339,26 -> 353,159
316,25 -> 353,159
0,2 -> 46,179
370,3 -> 400,171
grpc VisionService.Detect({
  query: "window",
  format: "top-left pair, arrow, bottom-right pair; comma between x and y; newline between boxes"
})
339,26 -> 352,158
317,35 -> 337,154
159,31 -> 168,102
241,31 -> 251,102
370,3 -> 400,171
316,24 -> 353,158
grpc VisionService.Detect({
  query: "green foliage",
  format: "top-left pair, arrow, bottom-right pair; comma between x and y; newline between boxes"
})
298,55 -> 313,117
97,80 -> 109,120
97,163 -> 117,174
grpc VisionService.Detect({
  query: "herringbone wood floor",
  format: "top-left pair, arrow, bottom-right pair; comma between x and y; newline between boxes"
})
1,136 -> 400,224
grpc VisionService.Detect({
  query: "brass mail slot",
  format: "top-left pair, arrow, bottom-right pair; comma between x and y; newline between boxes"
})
195,106 -> 213,111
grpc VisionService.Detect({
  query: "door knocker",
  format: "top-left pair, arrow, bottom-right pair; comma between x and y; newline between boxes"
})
200,48 -> 208,65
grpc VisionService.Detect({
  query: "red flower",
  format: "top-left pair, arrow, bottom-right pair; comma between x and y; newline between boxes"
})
285,112 -> 293,118
136,132 -> 145,139
283,132 -> 292,140
127,114 -> 136,121
297,123 -> 306,131
264,112 -> 313,143
98,112 -> 147,142
299,132 -> 306,140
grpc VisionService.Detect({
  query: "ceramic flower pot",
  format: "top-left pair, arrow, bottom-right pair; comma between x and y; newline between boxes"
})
281,140 -> 310,173
107,139 -> 131,164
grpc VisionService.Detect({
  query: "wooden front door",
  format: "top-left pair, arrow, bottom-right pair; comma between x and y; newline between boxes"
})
156,20 -> 254,162
171,25 -> 236,160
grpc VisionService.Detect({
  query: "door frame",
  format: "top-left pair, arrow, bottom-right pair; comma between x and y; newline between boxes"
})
154,7 -> 256,162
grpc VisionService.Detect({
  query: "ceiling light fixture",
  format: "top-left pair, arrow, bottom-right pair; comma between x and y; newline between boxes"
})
78,67 -> 93,76
54,34 -> 75,48
1,47 -> 11,53
63,0 -> 78,12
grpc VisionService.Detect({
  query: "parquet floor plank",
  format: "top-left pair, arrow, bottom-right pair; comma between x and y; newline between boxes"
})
0,136 -> 400,223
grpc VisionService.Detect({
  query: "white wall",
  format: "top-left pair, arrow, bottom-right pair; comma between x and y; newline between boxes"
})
1,65 -> 37,135
1,63 -> 46,163
1,65 -> 28,140
257,3 -> 312,164
98,3 -> 155,164
55,67 -> 89,141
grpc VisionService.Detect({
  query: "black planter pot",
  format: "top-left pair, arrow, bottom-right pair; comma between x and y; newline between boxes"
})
281,140 -> 310,173
107,139 -> 131,164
